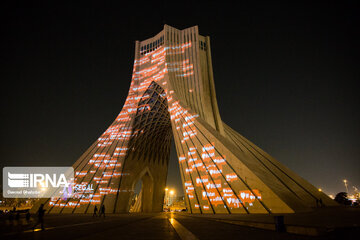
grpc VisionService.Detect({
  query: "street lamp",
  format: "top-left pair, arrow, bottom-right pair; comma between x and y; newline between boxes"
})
344,179 -> 349,193
169,190 -> 175,210
164,188 -> 169,207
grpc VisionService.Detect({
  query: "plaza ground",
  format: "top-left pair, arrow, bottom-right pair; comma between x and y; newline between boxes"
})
0,207 -> 359,240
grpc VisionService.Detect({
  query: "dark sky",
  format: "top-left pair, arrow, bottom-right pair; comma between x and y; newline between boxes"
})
1,1 -> 359,197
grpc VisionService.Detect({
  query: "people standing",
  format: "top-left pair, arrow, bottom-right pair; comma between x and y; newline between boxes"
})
26,211 -> 31,223
33,204 -> 45,231
93,206 -> 98,217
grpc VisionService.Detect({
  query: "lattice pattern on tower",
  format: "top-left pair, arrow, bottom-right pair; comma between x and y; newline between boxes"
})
129,81 -> 172,165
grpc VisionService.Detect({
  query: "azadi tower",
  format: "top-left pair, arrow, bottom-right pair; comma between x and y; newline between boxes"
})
33,25 -> 336,214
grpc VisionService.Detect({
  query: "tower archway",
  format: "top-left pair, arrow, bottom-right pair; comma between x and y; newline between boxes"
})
113,81 -> 172,213
129,167 -> 154,213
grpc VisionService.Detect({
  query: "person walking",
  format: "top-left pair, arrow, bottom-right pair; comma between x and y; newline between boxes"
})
33,204 -> 45,231
93,206 -> 98,217
99,205 -> 105,218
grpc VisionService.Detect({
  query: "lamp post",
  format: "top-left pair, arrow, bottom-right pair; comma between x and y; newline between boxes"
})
343,179 -> 349,193
169,190 -> 175,209
164,188 -> 169,207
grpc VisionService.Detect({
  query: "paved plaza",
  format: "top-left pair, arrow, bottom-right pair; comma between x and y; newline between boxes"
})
1,207 -> 359,240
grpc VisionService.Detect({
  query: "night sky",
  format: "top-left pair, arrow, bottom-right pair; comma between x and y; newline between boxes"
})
1,1 -> 359,197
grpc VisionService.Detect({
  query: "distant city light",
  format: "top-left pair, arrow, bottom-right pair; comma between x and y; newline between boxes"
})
343,179 -> 349,193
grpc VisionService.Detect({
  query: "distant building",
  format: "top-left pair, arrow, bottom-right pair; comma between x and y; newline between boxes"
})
170,197 -> 186,212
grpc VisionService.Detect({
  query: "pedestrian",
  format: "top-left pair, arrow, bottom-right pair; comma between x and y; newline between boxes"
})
33,204 -> 45,231
93,205 -> 98,217
319,198 -> 324,207
26,211 -> 31,222
99,205 -> 105,218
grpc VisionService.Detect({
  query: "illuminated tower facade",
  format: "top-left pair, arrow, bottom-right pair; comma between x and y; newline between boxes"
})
33,25 -> 336,214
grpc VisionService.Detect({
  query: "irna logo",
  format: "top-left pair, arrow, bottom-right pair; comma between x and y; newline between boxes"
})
3,167 -> 74,198
7,172 -> 70,188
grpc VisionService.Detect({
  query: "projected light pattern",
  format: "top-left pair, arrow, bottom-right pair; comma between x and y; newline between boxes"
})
46,42 -> 172,212
44,25 -> 267,214
168,97 -> 266,213
33,25 -> 332,215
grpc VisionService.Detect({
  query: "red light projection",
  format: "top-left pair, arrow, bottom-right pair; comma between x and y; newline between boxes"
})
169,95 -> 265,213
